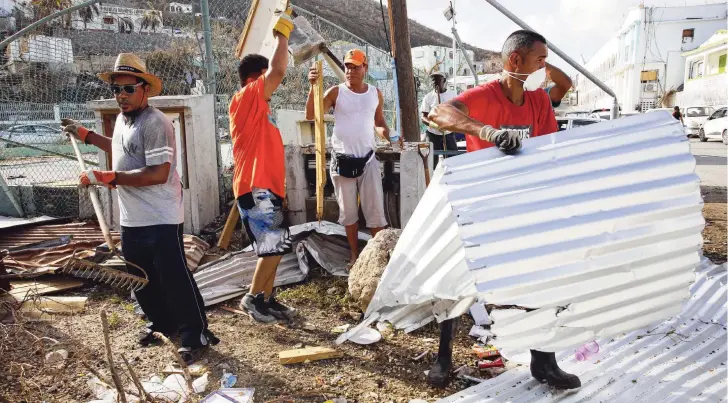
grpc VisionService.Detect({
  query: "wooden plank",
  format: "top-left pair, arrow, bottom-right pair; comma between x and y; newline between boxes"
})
10,278 -> 84,301
235,0 -> 290,59
217,205 -> 240,250
279,346 -> 343,365
312,60 -> 326,222
19,296 -> 87,320
220,306 -> 247,315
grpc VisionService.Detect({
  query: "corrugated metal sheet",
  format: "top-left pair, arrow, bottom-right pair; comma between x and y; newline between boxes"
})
0,215 -> 62,230
195,221 -> 369,306
339,113 -> 704,353
438,257 -> 727,403
1,221 -> 209,272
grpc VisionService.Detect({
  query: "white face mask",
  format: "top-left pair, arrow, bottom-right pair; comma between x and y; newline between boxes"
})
504,67 -> 546,91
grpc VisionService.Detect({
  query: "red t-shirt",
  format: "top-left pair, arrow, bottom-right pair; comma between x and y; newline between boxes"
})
229,76 -> 286,198
454,80 -> 558,152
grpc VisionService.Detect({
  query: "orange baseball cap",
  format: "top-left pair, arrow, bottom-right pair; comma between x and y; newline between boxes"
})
344,49 -> 367,66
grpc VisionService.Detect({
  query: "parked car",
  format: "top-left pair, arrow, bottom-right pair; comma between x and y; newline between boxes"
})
556,117 -> 602,131
645,107 -> 674,115
683,106 -> 715,137
698,106 -> 728,144
0,124 -> 64,148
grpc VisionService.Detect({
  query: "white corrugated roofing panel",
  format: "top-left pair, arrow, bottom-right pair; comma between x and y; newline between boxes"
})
341,112 -> 704,353
438,258 -> 727,403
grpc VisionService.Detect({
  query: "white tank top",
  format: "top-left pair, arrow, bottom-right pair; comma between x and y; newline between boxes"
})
332,83 -> 378,158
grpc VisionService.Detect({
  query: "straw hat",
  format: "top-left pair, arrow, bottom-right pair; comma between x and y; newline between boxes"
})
97,53 -> 162,97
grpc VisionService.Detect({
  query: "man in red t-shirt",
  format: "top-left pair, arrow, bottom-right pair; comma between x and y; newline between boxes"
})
426,30 -> 580,390
228,9 -> 297,325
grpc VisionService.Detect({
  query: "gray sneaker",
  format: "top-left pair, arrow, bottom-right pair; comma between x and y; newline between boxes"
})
267,295 -> 297,321
239,293 -> 277,324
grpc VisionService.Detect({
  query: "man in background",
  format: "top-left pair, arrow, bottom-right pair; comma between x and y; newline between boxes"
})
421,71 -> 458,151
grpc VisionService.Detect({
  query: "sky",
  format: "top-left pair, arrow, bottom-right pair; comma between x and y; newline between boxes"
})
407,0 -> 727,76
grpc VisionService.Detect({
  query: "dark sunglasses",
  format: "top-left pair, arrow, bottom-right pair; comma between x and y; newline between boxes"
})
110,82 -> 145,95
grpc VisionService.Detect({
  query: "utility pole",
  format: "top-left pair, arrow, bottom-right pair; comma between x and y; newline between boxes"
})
387,0 -> 419,142
450,0 -> 457,92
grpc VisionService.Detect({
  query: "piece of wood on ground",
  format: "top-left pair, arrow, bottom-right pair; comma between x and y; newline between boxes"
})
217,205 -> 240,250
19,296 -> 87,320
10,278 -> 84,301
279,346 -> 343,365
220,306 -> 247,315
235,0 -> 290,59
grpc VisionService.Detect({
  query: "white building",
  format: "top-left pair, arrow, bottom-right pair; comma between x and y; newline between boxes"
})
169,2 -> 193,14
678,29 -> 727,107
7,35 -> 74,73
72,4 -> 163,33
411,45 -> 478,77
575,3 -> 727,112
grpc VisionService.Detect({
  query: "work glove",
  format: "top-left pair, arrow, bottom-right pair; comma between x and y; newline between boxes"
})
479,125 -> 522,155
60,118 -> 91,144
272,8 -> 294,39
79,169 -> 117,189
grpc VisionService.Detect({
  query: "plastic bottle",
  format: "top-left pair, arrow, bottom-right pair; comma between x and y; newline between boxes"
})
220,370 -> 237,388
574,341 -> 599,361
390,131 -> 401,152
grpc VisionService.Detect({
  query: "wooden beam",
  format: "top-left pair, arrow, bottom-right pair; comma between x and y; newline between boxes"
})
279,346 -> 343,364
312,60 -> 327,221
217,205 -> 240,250
235,0 -> 290,59
387,0 -> 420,142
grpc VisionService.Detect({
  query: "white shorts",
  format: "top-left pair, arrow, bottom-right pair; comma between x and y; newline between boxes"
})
330,157 -> 388,228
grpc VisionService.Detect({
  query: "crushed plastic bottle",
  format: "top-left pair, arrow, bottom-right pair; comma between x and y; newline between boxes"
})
390,130 -> 401,152
220,370 -> 237,388
574,341 -> 599,361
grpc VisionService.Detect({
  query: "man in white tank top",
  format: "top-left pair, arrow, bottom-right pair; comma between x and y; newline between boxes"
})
306,49 -> 399,264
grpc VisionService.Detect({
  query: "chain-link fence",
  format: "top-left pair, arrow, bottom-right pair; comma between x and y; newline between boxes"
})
0,0 -> 436,217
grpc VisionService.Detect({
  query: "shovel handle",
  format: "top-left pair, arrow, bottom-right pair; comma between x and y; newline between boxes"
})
68,135 -> 115,249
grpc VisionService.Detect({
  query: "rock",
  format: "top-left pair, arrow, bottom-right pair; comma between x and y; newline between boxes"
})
349,311 -> 363,321
348,229 -> 402,311
45,349 -> 68,366
327,287 -> 340,295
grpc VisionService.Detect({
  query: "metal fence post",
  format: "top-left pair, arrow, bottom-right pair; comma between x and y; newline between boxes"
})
200,0 -> 225,211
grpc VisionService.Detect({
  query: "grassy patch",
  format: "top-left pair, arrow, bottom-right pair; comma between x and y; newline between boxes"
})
277,276 -> 354,311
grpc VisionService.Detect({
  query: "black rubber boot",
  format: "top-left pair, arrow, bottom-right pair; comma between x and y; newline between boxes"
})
427,318 -> 459,388
530,350 -> 581,389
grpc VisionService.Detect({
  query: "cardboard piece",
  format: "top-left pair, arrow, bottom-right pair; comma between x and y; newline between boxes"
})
279,346 -> 343,364
10,278 -> 84,301
235,0 -> 290,59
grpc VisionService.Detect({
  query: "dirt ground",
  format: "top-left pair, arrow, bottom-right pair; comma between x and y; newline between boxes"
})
1,190 -> 725,403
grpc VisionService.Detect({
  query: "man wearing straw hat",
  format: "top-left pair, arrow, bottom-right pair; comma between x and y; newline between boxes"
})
60,53 -> 218,364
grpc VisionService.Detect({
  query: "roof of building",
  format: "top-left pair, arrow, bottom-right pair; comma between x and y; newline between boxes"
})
683,29 -> 728,57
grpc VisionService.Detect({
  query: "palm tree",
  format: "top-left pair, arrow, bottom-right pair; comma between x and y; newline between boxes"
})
118,16 -> 134,34
140,10 -> 161,34
77,3 -> 99,30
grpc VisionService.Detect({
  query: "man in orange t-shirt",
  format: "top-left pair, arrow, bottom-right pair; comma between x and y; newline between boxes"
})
228,9 -> 296,324
427,30 -> 579,390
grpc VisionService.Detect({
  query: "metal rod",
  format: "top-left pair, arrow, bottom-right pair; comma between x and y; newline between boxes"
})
0,136 -> 98,166
0,0 -> 101,50
482,0 -> 619,118
451,27 -> 479,85
0,171 -> 23,217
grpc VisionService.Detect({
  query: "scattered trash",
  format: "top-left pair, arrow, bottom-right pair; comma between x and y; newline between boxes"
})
330,374 -> 344,384
332,324 -> 352,334
302,322 -> 316,331
327,286 -> 340,295
201,388 -> 255,403
472,344 -> 500,359
469,303 -> 491,325
575,341 -> 600,361
220,370 -> 237,388
376,321 -> 394,336
348,327 -> 382,345
468,325 -> 491,343
349,311 -> 362,321
412,350 -> 429,361
477,357 -> 504,369
45,349 -> 68,366
421,338 -> 436,343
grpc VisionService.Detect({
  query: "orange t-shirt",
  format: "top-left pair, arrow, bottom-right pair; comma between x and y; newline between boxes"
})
454,80 -> 558,152
229,76 -> 286,198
